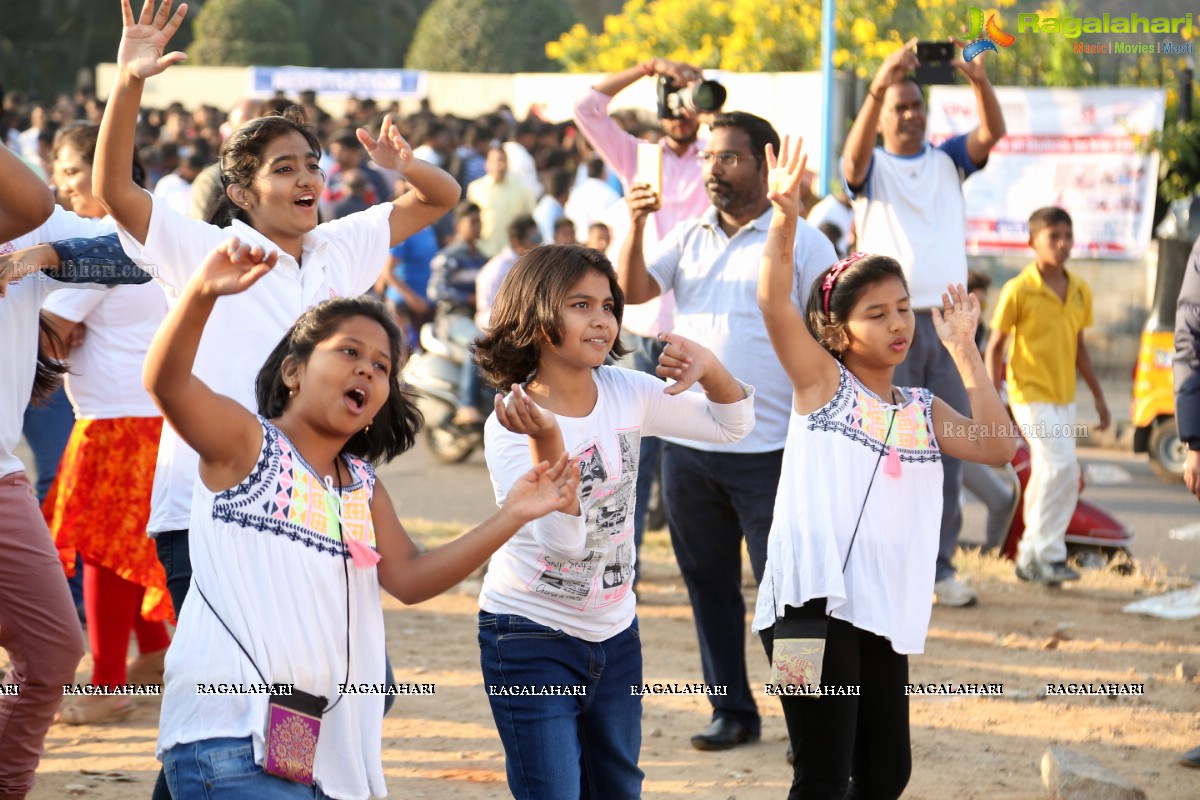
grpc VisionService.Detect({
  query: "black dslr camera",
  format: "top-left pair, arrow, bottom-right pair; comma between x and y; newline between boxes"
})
656,75 -> 727,120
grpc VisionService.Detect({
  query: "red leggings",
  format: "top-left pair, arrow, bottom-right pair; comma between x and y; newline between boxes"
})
82,558 -> 171,688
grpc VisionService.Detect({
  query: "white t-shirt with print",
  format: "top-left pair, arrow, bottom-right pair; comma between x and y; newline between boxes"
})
480,366 -> 755,641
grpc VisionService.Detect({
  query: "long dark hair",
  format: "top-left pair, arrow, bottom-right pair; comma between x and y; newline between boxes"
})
207,107 -> 322,227
254,297 -> 421,464
30,319 -> 68,407
806,254 -> 908,357
473,245 -> 629,390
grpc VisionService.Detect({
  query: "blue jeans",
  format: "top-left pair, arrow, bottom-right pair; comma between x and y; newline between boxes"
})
22,386 -> 82,608
661,444 -> 783,732
163,737 -> 335,799
478,612 -> 643,800
154,529 -> 193,616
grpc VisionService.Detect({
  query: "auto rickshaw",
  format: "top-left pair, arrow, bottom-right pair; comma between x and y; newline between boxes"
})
1132,237 -> 1191,482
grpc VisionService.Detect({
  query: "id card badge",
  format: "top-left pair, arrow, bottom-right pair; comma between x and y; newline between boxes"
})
264,686 -> 326,785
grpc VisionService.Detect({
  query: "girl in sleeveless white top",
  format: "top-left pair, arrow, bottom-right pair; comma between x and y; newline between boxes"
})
143,239 -> 578,800
754,139 -> 1016,800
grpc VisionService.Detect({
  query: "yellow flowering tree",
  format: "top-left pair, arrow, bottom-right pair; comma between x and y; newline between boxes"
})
546,0 -> 1016,77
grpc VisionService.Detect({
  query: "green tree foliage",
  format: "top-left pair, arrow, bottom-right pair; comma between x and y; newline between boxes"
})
406,0 -> 573,73
187,0 -> 311,66
286,0 -> 434,69
1,0 -> 148,98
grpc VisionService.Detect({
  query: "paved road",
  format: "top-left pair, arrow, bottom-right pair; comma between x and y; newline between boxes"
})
19,421 -> 1197,579
382,433 -> 1200,580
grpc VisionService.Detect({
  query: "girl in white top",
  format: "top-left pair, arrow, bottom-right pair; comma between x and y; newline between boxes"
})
753,137 -> 1015,799
93,0 -> 461,602
143,238 -> 578,799
472,244 -> 756,799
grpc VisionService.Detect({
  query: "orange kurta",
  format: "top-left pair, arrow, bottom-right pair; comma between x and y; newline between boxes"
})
45,417 -> 173,623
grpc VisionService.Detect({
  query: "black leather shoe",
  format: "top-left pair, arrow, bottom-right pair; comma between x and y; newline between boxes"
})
1180,745 -> 1200,768
690,718 -> 760,751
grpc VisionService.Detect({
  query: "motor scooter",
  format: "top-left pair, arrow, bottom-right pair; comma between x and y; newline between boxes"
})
401,314 -> 486,464
999,435 -> 1135,573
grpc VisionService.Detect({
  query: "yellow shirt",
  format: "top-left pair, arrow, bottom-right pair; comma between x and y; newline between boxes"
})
990,263 -> 1093,406
466,175 -> 535,258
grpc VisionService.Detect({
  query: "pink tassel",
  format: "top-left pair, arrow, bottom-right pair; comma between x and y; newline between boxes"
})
884,445 -> 902,477
345,535 -> 382,568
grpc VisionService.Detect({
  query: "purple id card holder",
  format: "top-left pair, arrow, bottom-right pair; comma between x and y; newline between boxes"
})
263,686 -> 325,785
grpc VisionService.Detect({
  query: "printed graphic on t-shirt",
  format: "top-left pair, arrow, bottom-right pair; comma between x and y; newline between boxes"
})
529,429 -> 639,610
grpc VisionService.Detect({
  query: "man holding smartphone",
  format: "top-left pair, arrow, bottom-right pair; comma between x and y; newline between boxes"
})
842,37 -> 1006,608
572,58 -> 713,555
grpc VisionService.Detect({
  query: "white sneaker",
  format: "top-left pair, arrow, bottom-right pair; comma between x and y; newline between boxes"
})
934,577 -> 979,607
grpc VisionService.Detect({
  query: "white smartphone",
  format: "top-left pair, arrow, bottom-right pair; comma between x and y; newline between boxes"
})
635,142 -> 663,197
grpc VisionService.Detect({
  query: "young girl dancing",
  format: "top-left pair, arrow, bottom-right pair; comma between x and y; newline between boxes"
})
94,0 -> 461,616
472,244 -> 756,799
752,137 -> 1015,799
144,238 -> 578,799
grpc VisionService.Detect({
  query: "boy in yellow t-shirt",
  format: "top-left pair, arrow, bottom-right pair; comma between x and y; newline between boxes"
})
984,207 -> 1110,584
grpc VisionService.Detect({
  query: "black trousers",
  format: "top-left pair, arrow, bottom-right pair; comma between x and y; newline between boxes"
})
761,601 -> 911,800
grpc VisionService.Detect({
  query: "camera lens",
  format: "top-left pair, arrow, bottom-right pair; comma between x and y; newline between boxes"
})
691,81 -> 727,112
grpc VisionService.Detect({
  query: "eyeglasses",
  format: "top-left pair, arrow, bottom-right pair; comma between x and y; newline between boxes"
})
695,151 -> 753,168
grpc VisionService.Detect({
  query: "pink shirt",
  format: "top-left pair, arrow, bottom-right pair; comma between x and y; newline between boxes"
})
573,89 -> 711,337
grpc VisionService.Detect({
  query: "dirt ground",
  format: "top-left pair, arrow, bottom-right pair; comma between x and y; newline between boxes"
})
16,531 -> 1200,800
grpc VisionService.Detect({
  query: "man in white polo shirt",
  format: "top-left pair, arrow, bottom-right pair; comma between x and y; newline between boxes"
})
842,37 -> 1006,607
620,112 -> 836,751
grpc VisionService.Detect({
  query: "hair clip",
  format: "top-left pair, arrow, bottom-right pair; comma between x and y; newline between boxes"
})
822,252 -> 869,316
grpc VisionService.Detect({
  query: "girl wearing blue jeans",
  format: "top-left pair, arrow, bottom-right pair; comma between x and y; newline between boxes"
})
472,245 -> 756,799
143,239 -> 577,798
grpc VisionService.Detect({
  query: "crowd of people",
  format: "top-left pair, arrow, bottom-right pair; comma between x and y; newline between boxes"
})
3,1 -> 1178,798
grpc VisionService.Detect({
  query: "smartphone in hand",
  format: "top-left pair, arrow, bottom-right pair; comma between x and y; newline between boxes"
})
915,41 -> 956,84
636,142 -> 663,198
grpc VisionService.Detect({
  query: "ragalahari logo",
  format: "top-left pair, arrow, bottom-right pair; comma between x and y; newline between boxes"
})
963,7 -> 1016,61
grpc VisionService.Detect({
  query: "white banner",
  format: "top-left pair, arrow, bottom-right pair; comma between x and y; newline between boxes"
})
927,86 -> 1164,259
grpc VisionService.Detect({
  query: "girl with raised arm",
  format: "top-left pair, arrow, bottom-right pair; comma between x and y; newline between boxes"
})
752,137 -> 1015,799
92,0 -> 461,618
144,238 -> 577,799
472,244 -> 755,799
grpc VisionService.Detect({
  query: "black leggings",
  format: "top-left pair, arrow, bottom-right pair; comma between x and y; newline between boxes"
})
760,602 -> 911,800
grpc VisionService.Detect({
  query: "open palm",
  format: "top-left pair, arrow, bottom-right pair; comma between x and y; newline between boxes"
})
193,239 -> 278,298
765,134 -> 808,218
930,283 -> 980,350
118,0 -> 189,80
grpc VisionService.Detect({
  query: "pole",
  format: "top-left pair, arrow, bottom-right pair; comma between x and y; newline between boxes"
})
819,0 -> 836,195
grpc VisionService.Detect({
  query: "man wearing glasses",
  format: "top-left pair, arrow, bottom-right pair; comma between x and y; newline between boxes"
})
619,112 -> 837,751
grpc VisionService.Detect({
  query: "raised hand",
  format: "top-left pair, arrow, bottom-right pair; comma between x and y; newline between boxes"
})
118,0 -> 189,80
625,183 -> 661,226
871,37 -> 919,95
765,134 -> 808,219
502,452 -> 581,523
494,383 -> 560,440
656,333 -> 719,396
643,57 -> 706,87
191,238 -> 278,298
357,115 -> 414,174
930,283 -> 980,351
951,36 -> 989,83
